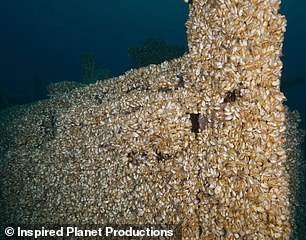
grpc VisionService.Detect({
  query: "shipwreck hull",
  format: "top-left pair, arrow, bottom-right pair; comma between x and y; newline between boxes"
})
1,0 -> 297,239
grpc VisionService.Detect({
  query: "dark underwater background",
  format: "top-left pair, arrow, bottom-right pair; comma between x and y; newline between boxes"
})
0,0 -> 305,128
0,0 -> 305,237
